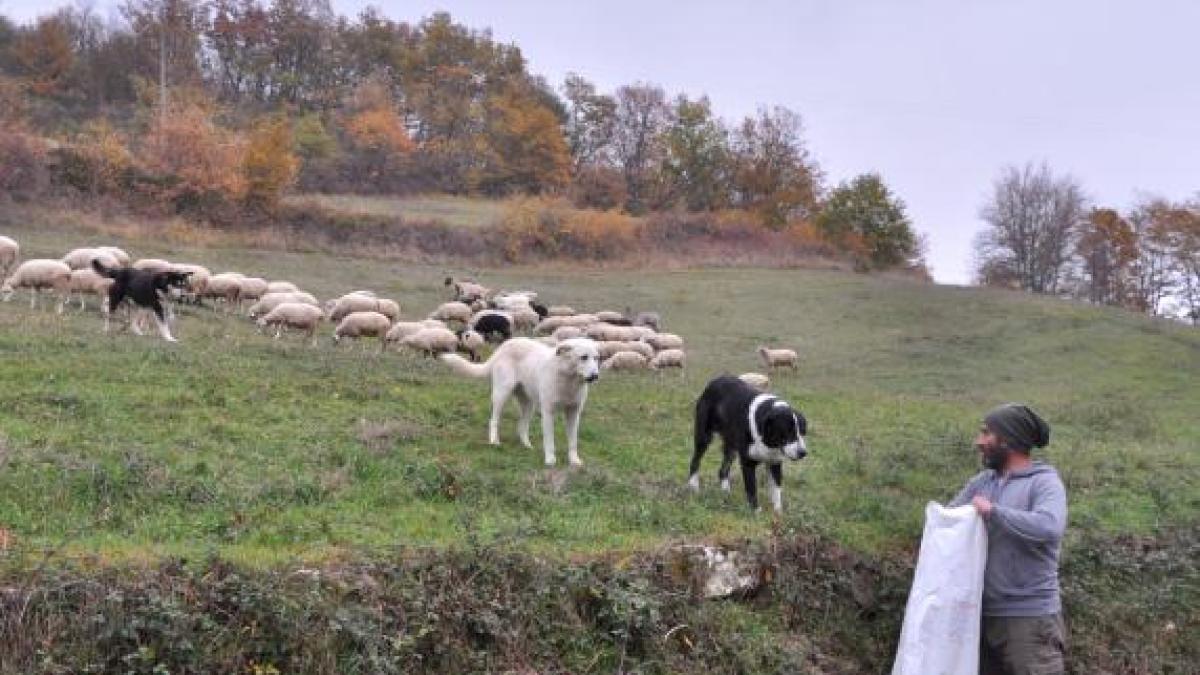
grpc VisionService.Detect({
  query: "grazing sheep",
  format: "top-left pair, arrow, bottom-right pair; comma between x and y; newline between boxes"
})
758,346 -> 799,370
586,323 -> 640,343
650,349 -> 686,370
430,301 -> 473,324
248,291 -> 320,319
96,246 -> 132,266
552,325 -> 584,341
204,272 -> 244,307
534,314 -> 598,335
236,277 -> 270,305
548,305 -> 575,317
258,302 -> 325,342
61,247 -> 120,270
384,321 -> 429,347
333,311 -> 392,348
627,326 -> 657,341
2,259 -> 72,312
458,329 -> 486,362
645,332 -> 685,351
445,277 -> 491,303
739,372 -> 771,391
132,258 -> 174,274
596,341 -> 655,360
327,293 -> 399,322
0,236 -> 19,279
594,310 -> 628,324
632,310 -> 661,331
375,298 -> 400,322
602,351 -> 649,371
420,318 -> 447,329
510,307 -> 541,331
469,309 -> 514,343
266,281 -> 299,294
400,326 -> 459,356
67,268 -> 115,311
491,291 -> 537,312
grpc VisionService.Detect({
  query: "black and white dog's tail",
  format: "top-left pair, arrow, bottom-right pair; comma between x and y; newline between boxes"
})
91,258 -> 121,279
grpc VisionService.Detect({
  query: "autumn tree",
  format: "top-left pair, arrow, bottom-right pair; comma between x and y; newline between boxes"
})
340,75 -> 414,190
659,95 -> 730,211
975,163 -> 1087,294
1076,207 -> 1138,305
730,106 -> 822,228
480,85 -> 570,194
817,173 -> 919,269
243,115 -> 299,207
562,73 -> 616,171
121,0 -> 208,97
140,101 -> 245,206
8,15 -> 74,96
612,82 -> 671,213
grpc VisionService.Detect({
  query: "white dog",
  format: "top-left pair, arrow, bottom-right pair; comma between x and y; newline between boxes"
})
440,337 -> 601,466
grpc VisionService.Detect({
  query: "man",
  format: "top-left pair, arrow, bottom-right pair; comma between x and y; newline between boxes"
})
950,403 -> 1068,675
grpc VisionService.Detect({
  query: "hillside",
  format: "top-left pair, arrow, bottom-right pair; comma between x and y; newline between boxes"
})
0,204 -> 1196,673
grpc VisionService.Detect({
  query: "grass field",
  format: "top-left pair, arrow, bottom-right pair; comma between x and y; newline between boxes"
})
282,193 -> 510,228
0,205 -> 1197,672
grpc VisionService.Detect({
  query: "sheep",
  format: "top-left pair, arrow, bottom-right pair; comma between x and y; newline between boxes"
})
586,323 -> 640,343
444,277 -> 491,303
596,340 -> 656,360
96,246 -> 132,267
384,321 -> 429,347
645,332 -> 685,351
490,291 -> 537,312
420,318 -> 447,329
430,301 -> 473,324
266,281 -> 299,294
327,293 -> 399,323
204,272 -> 244,307
2,259 -> 72,312
594,310 -> 629,325
534,314 -> 598,335
258,302 -> 325,342
61,247 -> 119,270
758,346 -> 799,370
248,291 -> 320,319
333,311 -> 392,348
457,329 -> 486,362
132,258 -> 174,274
67,268 -> 115,311
236,277 -> 270,305
400,326 -> 459,356
618,340 -> 655,360
469,309 -> 513,343
739,372 -> 771,391
602,351 -> 649,371
375,298 -> 401,322
627,326 -> 657,341
632,311 -> 661,331
0,236 -> 18,279
510,307 -> 541,331
552,325 -> 584,341
650,349 -> 686,371
548,305 -> 575,317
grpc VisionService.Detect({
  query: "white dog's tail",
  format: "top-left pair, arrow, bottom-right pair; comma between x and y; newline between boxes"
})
439,352 -> 493,378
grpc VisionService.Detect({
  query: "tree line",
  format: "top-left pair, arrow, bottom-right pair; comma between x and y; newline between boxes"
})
0,0 -> 923,272
975,163 -> 1199,323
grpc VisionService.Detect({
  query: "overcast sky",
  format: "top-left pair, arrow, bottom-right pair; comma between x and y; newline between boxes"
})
3,0 -> 1198,283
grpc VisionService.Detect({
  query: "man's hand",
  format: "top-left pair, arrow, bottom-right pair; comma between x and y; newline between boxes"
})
972,495 -> 994,517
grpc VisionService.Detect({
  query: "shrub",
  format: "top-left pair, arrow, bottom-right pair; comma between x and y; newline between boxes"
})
0,130 -> 49,201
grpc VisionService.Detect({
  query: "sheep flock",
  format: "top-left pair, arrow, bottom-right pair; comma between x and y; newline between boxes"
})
0,236 -> 799,382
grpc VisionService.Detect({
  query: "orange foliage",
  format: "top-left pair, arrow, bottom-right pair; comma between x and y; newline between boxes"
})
345,108 -> 415,154
72,120 -> 134,193
483,89 -> 571,194
243,116 -> 300,207
140,104 -> 246,200
10,17 -> 73,96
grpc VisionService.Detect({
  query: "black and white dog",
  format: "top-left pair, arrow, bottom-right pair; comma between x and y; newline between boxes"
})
688,375 -> 808,512
92,259 -> 192,342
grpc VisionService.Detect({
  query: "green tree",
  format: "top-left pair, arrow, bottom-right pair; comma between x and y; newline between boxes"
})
659,95 -> 729,211
817,173 -> 919,269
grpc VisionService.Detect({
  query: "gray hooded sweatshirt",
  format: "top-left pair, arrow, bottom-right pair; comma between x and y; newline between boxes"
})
949,461 -> 1068,617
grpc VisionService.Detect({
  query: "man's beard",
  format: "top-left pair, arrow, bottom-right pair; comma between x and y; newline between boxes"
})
981,444 -> 1010,471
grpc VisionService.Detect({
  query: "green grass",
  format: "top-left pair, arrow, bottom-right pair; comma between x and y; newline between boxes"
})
0,209 -> 1197,568
282,193 -> 509,228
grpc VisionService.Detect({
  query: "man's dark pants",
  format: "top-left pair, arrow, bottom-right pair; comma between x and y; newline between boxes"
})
980,614 -> 1067,675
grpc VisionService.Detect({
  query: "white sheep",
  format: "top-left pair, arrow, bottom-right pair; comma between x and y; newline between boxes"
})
248,291 -> 320,319
96,246 -> 132,266
430,301 -> 473,324
458,329 -> 486,362
758,346 -> 799,370
535,314 -> 597,335
172,263 -> 211,302
61,247 -> 120,270
602,351 -> 649,371
2,259 -> 72,312
0,236 -> 19,279
266,281 -> 299,294
258,302 -> 325,342
739,372 -> 771,391
204,272 -> 244,307
333,311 -> 392,348
510,307 -> 541,331
420,318 -> 447,329
650,349 -> 686,371
445,277 -> 491,303
491,291 -> 536,312
236,277 -> 270,305
548,305 -> 575,317
67,268 -> 114,311
632,311 -> 661,331
552,325 -> 584,341
328,293 -> 399,323
400,326 -> 459,356
618,340 -> 654,360
586,323 -> 639,343
594,310 -> 627,324
645,332 -> 684,351
132,258 -> 174,274
384,321 -> 429,347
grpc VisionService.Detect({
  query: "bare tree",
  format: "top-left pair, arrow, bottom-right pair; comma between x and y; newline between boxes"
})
562,73 -> 616,172
975,163 -> 1087,294
612,82 -> 670,213
1126,198 -> 1179,315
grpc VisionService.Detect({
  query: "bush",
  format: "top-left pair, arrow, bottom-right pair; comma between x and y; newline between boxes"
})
496,197 -> 639,262
0,130 -> 49,201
